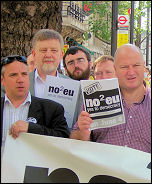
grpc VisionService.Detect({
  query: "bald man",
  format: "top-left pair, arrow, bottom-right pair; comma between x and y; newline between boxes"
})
70,44 -> 151,153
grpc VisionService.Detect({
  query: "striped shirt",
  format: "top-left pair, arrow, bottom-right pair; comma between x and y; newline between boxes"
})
34,69 -> 59,98
72,87 -> 151,153
2,92 -> 31,156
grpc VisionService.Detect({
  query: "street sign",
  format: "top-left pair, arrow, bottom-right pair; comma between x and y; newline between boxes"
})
117,30 -> 129,48
118,16 -> 127,25
118,15 -> 129,28
128,8 -> 135,15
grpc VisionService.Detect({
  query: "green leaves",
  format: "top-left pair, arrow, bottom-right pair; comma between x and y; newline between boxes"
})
84,1 -> 151,46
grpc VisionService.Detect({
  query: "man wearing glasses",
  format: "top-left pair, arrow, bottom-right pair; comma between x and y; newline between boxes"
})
1,55 -> 70,156
63,46 -> 93,128
63,46 -> 92,81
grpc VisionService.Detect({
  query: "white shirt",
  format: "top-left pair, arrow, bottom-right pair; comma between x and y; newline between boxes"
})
34,69 -> 59,98
2,92 -> 31,156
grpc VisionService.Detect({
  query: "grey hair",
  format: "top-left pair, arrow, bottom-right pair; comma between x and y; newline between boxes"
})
114,44 -> 144,63
32,29 -> 64,49
1,66 -> 5,76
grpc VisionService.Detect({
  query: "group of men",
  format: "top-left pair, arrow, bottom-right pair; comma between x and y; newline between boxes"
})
1,28 -> 151,156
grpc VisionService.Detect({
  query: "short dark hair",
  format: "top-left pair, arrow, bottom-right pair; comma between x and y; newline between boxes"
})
63,46 -> 91,68
1,55 -> 27,75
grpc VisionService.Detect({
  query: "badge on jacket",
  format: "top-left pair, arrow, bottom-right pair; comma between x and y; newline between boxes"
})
26,117 -> 37,124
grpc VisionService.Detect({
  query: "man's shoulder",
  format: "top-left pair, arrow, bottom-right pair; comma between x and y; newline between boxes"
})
1,85 -> 5,97
146,87 -> 151,99
29,70 -> 35,79
31,96 -> 63,108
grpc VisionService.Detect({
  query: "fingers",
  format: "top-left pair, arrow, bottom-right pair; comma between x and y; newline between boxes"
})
9,124 -> 19,139
9,121 -> 28,139
78,111 -> 92,130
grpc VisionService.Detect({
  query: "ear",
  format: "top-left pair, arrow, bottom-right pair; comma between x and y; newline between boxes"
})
114,65 -> 116,71
32,49 -> 36,58
60,50 -> 64,60
65,67 -> 67,73
1,74 -> 5,86
89,61 -> 93,69
64,67 -> 69,76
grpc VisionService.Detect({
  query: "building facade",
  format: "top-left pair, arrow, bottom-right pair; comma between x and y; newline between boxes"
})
61,1 -> 111,63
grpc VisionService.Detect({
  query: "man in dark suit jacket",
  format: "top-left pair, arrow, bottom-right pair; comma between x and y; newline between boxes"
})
1,96 -> 69,138
1,55 -> 69,153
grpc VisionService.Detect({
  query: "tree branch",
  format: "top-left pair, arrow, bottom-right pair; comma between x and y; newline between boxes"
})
140,32 -> 151,44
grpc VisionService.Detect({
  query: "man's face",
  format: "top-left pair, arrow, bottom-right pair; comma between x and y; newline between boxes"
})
94,60 -> 116,80
114,46 -> 145,91
64,50 -> 92,80
32,39 -> 63,75
1,61 -> 30,100
27,54 -> 35,72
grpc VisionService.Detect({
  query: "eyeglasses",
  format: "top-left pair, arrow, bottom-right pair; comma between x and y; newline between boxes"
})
1,55 -> 27,67
66,58 -> 85,67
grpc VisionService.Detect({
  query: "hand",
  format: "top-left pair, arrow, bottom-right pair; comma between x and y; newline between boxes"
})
9,120 -> 29,139
77,111 -> 93,140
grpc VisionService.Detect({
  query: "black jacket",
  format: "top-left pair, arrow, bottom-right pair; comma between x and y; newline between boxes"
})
1,96 -> 70,141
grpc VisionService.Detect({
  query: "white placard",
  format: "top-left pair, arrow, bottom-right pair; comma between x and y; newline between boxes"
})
81,78 -> 125,130
44,76 -> 81,129
1,133 -> 151,183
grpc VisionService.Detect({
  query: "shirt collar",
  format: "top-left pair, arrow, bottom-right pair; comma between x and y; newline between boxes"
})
35,69 -> 45,83
4,92 -> 32,106
35,68 -> 59,80
121,82 -> 149,105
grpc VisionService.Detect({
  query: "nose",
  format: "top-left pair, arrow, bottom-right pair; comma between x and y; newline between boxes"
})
16,74 -> 24,83
45,50 -> 53,57
127,66 -> 135,75
73,61 -> 79,67
102,73 -> 108,79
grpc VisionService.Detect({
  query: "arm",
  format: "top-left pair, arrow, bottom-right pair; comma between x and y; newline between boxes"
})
70,111 -> 92,141
9,100 -> 70,139
9,120 -> 28,139
28,100 -> 70,138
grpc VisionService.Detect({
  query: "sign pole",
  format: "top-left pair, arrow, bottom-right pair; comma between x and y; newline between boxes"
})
111,1 -> 118,56
130,1 -> 134,44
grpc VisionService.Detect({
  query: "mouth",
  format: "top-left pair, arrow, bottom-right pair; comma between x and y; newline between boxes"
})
127,77 -> 136,81
74,69 -> 82,73
17,86 -> 25,90
44,59 -> 55,64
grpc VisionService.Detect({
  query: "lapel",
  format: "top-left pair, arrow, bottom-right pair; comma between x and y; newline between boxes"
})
29,70 -> 35,96
1,97 -> 4,123
1,97 -> 4,143
1,85 -> 5,97
28,96 -> 43,123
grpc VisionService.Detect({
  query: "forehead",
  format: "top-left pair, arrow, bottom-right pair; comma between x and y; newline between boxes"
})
116,47 -> 143,62
35,39 -> 61,48
65,50 -> 87,61
95,60 -> 114,70
4,61 -> 28,73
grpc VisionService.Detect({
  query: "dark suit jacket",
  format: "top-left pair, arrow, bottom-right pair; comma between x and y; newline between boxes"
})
1,96 -> 70,140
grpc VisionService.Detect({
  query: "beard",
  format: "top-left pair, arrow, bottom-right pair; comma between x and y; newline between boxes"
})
42,63 -> 57,74
66,66 -> 90,80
